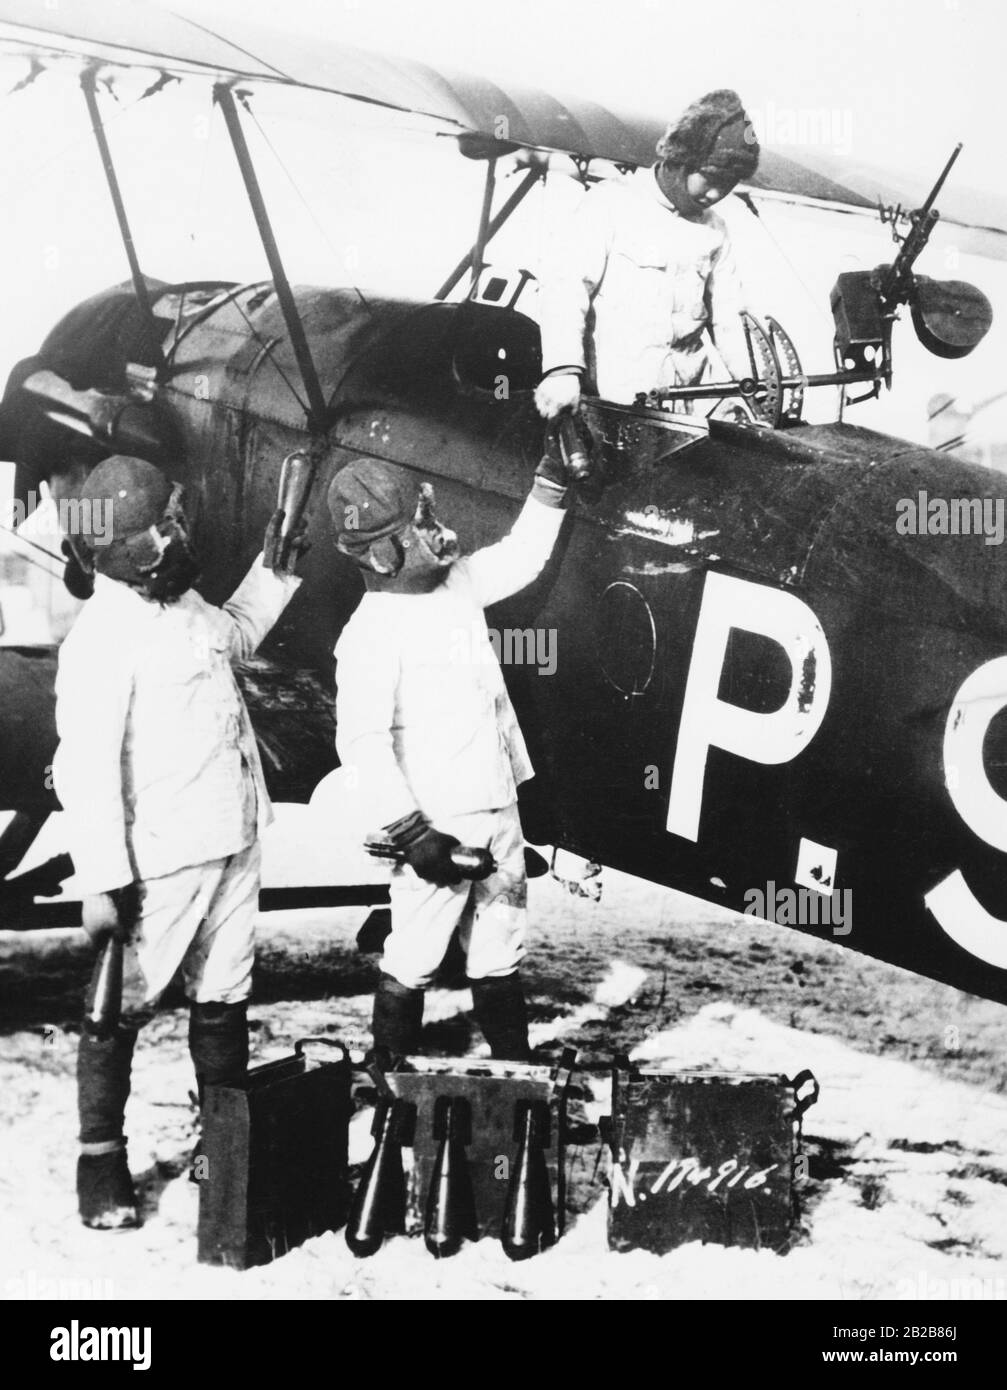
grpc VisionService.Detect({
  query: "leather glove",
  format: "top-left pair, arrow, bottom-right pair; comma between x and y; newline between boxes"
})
404,828 -> 464,887
264,509 -> 310,577
82,883 -> 139,945
535,370 -> 581,419
532,445 -> 569,509
533,410 -> 598,506
61,539 -> 94,600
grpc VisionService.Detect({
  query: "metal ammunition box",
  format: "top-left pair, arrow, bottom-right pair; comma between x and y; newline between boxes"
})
831,270 -> 885,348
197,1038 -> 352,1269
607,1067 -> 818,1255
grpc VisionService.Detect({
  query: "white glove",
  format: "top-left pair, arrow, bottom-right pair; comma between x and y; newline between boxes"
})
535,372 -> 581,419
81,885 -> 138,944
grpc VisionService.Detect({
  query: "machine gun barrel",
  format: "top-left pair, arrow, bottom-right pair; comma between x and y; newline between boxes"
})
879,143 -> 962,306
917,141 -> 963,220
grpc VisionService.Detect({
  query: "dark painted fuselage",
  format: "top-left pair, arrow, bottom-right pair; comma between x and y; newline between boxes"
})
3,280 -> 1007,1003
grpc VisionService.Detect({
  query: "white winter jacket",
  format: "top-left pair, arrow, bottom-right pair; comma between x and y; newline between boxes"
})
334,495 -> 565,829
53,556 -> 300,894
538,167 -> 749,403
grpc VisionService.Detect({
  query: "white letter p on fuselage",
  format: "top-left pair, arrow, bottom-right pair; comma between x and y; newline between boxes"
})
666,572 -> 833,842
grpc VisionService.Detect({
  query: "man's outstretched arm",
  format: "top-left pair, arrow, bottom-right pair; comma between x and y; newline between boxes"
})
458,456 -> 572,609
220,553 -> 302,663
220,505 -> 307,663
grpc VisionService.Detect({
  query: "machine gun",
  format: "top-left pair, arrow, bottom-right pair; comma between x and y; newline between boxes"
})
831,144 -> 993,394
876,143 -> 963,310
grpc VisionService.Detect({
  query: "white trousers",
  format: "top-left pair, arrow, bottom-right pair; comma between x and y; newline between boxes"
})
383,803 -> 527,990
120,840 -> 261,1018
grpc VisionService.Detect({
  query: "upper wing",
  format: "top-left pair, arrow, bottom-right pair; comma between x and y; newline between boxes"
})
1,0 -> 1005,252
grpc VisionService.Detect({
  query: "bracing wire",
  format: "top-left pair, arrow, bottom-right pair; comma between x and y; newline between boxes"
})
227,293 -> 309,415
737,190 -> 832,326
168,85 -> 215,366
241,98 -> 370,309
0,521 -> 65,574
0,66 -> 159,199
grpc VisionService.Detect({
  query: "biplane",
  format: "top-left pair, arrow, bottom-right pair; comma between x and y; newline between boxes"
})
0,1 -> 1006,1013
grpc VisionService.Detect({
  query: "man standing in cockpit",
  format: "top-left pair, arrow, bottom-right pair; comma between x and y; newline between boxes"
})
535,88 -> 760,416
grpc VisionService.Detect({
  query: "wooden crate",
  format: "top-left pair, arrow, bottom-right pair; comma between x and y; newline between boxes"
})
607,1067 -> 818,1254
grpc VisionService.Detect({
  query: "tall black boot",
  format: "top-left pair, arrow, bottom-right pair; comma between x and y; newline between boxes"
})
78,1023 -> 138,1144
470,974 -> 530,1062
187,1001 -> 249,1186
188,1000 -> 249,1104
76,1023 -> 141,1229
371,973 -> 424,1063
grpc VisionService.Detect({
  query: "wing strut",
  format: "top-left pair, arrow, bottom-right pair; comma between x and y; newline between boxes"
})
80,69 -> 165,373
215,84 -> 330,433
468,156 -> 498,296
435,166 -> 544,301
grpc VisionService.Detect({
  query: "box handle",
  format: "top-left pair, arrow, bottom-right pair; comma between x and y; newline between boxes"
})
789,1069 -> 820,1115
295,1037 -> 350,1064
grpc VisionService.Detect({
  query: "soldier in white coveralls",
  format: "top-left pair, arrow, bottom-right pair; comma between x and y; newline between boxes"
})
535,88 -> 760,417
54,454 -> 303,1229
329,449 -> 576,1063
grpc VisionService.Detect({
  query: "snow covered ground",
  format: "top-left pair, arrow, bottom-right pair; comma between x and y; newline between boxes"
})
2,864 -> 1006,1302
